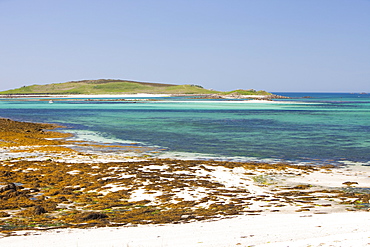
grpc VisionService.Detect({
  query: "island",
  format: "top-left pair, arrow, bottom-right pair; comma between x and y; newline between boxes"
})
0,79 -> 288,100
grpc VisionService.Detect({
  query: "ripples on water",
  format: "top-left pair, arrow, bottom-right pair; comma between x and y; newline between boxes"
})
0,93 -> 369,165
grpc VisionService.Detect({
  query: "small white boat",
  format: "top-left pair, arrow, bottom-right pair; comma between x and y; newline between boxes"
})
49,100 -> 54,104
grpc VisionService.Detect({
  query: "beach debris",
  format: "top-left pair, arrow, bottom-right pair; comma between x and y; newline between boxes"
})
0,212 -> 10,218
80,212 -> 109,221
342,181 -> 359,186
0,183 -> 17,193
32,205 -> 47,215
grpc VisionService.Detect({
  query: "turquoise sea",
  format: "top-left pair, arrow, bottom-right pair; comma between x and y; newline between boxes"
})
0,93 -> 369,166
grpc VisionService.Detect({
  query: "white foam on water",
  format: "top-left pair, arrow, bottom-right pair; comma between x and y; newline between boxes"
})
62,129 -> 144,145
54,129 -> 358,166
153,150 -> 284,163
338,160 -> 370,166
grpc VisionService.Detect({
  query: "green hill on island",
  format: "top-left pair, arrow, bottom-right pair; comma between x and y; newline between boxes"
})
0,79 -> 271,95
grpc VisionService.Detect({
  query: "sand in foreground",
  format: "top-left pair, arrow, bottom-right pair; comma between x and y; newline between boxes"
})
0,212 -> 369,247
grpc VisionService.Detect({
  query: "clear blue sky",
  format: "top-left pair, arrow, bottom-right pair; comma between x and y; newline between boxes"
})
1,0 -> 369,92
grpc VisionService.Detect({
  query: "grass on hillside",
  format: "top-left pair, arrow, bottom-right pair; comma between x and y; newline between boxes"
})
0,80 -> 269,95
221,89 -> 272,96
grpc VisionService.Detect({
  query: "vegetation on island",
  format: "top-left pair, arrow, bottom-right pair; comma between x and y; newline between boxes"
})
0,79 -> 271,96
221,89 -> 272,96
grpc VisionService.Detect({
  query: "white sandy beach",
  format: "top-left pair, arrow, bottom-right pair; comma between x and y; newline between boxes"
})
0,94 -> 170,98
0,211 -> 369,247
0,93 -> 274,100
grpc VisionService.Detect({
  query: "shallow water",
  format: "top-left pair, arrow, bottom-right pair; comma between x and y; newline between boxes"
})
0,93 -> 369,165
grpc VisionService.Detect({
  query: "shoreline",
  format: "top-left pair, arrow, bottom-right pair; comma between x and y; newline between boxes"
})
0,93 -> 289,100
0,93 -> 171,98
0,118 -> 369,246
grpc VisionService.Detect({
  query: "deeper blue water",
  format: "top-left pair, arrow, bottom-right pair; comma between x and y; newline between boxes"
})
0,93 -> 369,165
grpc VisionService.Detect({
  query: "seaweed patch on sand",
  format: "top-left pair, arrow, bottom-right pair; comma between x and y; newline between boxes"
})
0,118 -> 369,236
0,118 -> 156,161
0,118 -> 73,152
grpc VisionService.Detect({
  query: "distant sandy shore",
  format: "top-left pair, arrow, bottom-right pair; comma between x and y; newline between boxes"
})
0,94 -> 289,105
0,93 -> 278,99
0,93 -> 171,98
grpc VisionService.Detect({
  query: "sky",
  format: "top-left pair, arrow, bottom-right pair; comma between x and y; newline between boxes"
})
0,0 -> 369,92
